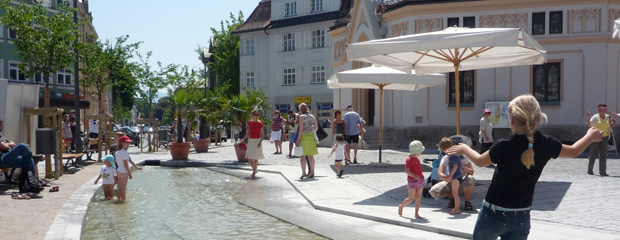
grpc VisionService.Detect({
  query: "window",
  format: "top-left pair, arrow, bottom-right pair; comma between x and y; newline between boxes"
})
532,62 -> 561,102
312,66 -> 325,83
246,71 -> 255,87
311,0 -> 323,12
532,12 -> 546,35
549,11 -> 563,34
312,30 -> 325,48
448,70 -> 475,105
9,63 -> 26,81
275,104 -> 290,113
283,33 -> 295,51
34,73 -> 45,84
464,16 -> 475,28
283,68 -> 296,85
447,17 -> 459,28
8,28 -> 17,40
57,69 -> 72,85
245,39 -> 254,55
285,2 -> 297,17
0,24 -> 3,39
316,103 -> 333,118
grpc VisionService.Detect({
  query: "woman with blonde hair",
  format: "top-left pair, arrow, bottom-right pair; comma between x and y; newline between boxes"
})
241,109 -> 264,179
447,94 -> 603,239
295,103 -> 319,179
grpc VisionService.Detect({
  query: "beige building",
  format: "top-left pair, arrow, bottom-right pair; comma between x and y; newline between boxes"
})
329,0 -> 620,148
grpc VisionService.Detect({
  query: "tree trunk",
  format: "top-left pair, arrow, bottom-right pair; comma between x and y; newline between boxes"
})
44,76 -> 50,108
98,92 -> 105,115
176,109 -> 183,143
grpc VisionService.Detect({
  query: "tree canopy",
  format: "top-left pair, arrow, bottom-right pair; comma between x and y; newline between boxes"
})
209,11 -> 244,96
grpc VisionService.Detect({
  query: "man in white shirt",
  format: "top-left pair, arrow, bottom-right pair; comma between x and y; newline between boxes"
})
89,119 -> 99,139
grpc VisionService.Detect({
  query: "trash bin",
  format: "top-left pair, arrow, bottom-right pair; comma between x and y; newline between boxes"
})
36,128 -> 57,155
158,129 -> 168,141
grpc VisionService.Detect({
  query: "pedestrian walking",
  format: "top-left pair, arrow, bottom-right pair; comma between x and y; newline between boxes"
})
586,103 -> 613,176
343,105 -> 363,164
479,108 -> 494,153
286,111 -> 299,158
296,103 -> 318,179
241,109 -> 264,179
446,94 -> 603,240
271,110 -> 285,154
398,140 -> 425,219
328,134 -> 346,177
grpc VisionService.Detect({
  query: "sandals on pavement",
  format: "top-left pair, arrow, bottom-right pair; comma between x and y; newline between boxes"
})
464,201 -> 473,210
49,186 -> 59,192
447,198 -> 455,208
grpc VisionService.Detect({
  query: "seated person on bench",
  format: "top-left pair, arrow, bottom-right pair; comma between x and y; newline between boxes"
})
0,118 -> 44,195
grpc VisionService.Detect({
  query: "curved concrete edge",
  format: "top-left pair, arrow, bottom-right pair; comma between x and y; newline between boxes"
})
216,165 -> 472,239
44,175 -> 100,240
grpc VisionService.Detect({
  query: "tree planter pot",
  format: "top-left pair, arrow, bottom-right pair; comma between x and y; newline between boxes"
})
168,142 -> 191,160
193,138 -> 210,153
234,143 -> 248,162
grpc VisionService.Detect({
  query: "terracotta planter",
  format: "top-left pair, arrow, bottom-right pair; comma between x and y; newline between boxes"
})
193,138 -> 210,153
168,142 -> 191,160
234,143 -> 248,162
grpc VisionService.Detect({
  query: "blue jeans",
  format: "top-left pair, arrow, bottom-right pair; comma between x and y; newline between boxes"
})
1,143 -> 40,193
473,202 -> 531,240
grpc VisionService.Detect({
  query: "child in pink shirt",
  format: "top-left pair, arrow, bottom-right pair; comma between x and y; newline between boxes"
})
398,140 -> 426,219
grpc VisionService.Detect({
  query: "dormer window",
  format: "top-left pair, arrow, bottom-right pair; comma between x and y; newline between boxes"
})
311,0 -> 323,12
285,2 -> 297,17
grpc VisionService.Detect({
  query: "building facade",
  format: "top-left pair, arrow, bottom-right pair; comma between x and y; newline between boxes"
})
234,0 -> 348,119
329,0 -> 620,148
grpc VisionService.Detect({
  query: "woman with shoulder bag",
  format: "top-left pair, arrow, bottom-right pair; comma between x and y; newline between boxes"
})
296,103 -> 319,179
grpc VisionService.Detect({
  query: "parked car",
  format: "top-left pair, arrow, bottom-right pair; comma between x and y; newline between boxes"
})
113,126 -> 141,146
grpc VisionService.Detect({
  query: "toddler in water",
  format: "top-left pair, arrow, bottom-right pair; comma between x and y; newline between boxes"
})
328,134 -> 346,177
94,155 -> 117,200
398,140 -> 426,219
439,137 -> 463,215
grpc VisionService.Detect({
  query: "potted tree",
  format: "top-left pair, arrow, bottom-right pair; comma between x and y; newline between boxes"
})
224,87 -> 270,162
191,83 -> 229,152
164,65 -> 199,160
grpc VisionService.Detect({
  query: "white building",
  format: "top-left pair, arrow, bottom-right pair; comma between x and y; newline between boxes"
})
234,0 -> 350,118
327,0 -> 620,148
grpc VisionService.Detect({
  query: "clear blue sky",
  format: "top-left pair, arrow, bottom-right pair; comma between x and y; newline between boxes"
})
90,0 -> 259,70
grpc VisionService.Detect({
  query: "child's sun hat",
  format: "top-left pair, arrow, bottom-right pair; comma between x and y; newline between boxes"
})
409,140 -> 425,156
101,155 -> 115,168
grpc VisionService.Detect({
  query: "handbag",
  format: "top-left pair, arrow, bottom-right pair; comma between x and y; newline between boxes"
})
316,125 -> 328,141
294,145 -> 304,156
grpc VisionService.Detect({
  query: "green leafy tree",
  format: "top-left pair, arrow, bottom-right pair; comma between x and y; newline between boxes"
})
225,87 -> 270,140
209,11 -> 244,96
135,51 -> 172,119
164,65 -> 201,143
78,35 -> 140,114
0,0 -> 79,107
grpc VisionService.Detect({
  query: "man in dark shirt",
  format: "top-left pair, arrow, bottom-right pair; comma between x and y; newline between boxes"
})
69,110 -> 77,150
0,118 -> 44,196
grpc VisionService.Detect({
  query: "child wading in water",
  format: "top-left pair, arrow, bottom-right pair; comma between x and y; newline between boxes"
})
398,140 -> 426,219
115,136 -> 133,201
439,137 -> 463,215
94,155 -> 117,200
328,134 -> 346,177
447,94 -> 603,239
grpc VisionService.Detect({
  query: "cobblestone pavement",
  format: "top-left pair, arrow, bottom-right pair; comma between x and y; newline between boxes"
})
129,140 -> 620,235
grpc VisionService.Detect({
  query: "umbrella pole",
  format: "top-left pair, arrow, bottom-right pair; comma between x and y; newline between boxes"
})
379,85 -> 383,163
454,58 -> 461,135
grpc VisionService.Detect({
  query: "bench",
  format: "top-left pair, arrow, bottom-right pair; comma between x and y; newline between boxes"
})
84,138 -> 99,160
63,153 -> 84,170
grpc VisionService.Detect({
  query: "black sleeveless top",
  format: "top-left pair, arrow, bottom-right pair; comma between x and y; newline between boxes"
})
335,121 -> 346,135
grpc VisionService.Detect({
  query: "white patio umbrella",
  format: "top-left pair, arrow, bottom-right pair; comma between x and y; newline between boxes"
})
613,18 -> 620,39
347,27 -> 547,134
327,65 -> 445,162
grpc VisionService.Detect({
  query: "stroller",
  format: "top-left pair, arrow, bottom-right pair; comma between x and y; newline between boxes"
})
422,135 -> 473,198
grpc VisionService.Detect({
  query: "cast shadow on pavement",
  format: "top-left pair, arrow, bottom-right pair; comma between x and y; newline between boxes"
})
329,164 -> 433,175
353,180 -> 571,212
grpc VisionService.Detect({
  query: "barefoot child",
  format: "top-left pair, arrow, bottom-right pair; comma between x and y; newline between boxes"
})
398,140 -> 425,219
439,138 -> 464,215
94,155 -> 117,200
115,136 -> 133,201
446,94 -> 603,239
328,134 -> 346,177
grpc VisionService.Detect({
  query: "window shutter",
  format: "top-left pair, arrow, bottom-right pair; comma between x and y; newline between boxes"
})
304,31 -> 311,49
281,3 -> 286,17
276,68 -> 283,85
275,34 -> 283,52
295,32 -> 302,50
0,24 -> 3,39
323,0 -> 329,10
325,29 -> 332,47
239,39 -> 244,56
240,71 -> 246,87
295,67 -> 301,84
325,65 -> 332,77
304,67 -> 312,84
